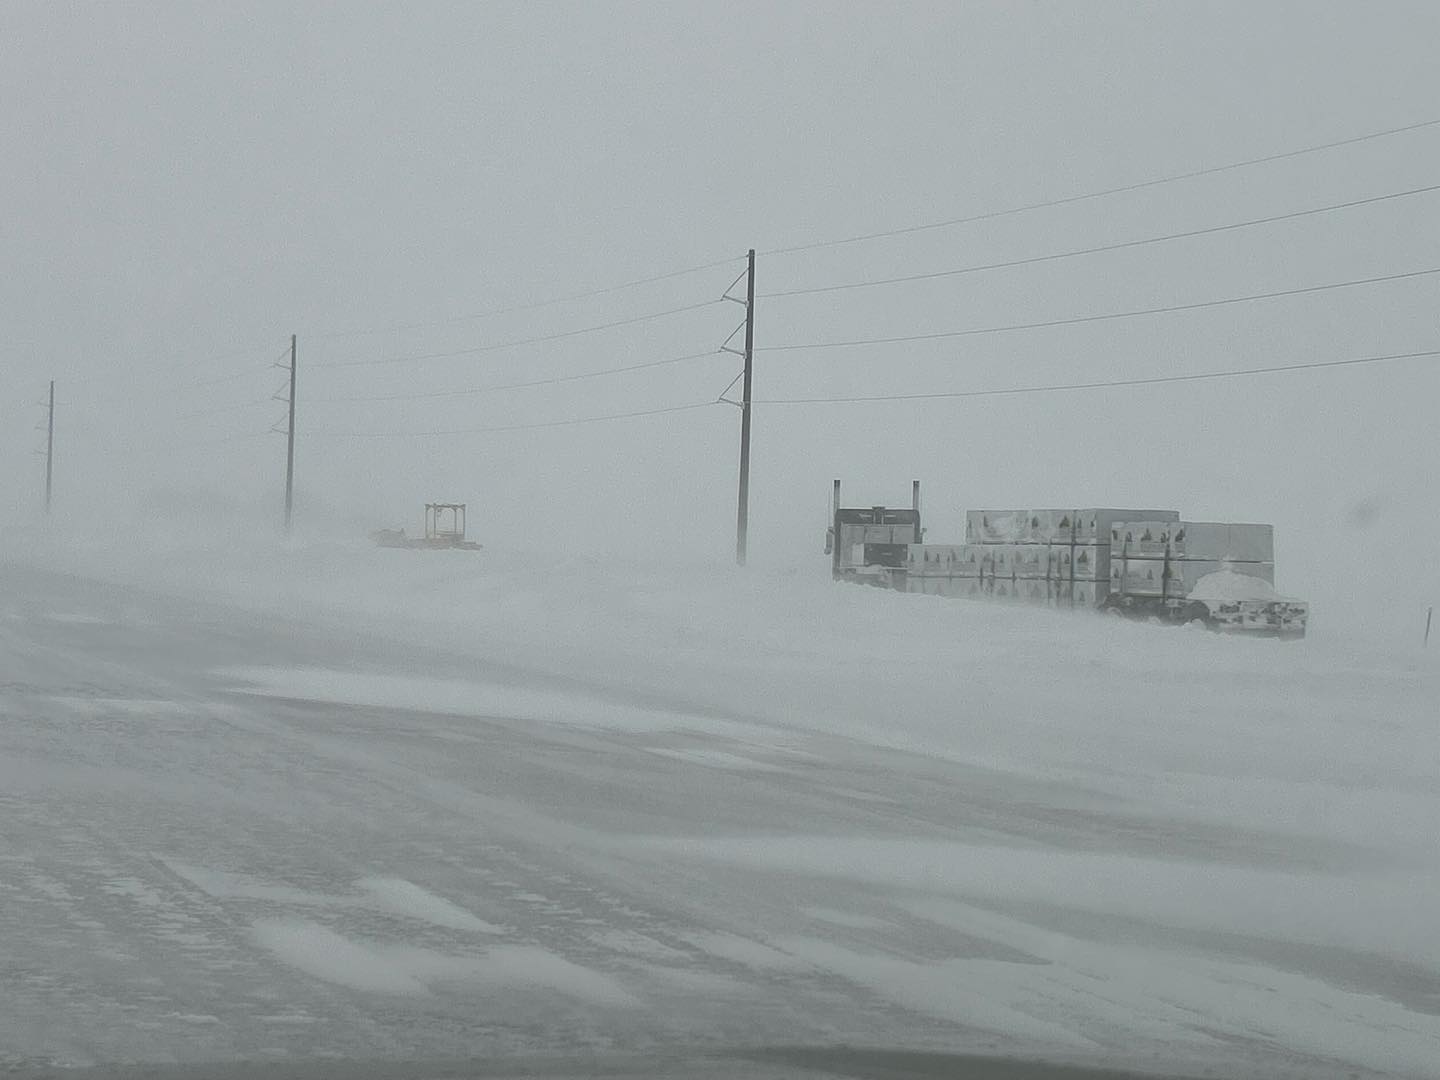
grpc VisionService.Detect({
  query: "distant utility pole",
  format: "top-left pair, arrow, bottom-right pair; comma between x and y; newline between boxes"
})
44,380 -> 54,514
284,334 -> 297,532
735,248 -> 756,566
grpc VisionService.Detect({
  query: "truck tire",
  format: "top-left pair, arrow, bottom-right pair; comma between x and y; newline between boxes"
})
1180,601 -> 1214,629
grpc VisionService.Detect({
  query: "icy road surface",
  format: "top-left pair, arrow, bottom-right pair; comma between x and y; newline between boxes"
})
1,551 -> 1438,1079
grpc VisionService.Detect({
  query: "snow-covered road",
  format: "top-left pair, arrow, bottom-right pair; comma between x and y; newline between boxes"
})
2,553 -> 1437,1079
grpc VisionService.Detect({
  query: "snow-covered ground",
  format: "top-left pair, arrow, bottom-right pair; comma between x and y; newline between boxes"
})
2,534 -> 1437,1078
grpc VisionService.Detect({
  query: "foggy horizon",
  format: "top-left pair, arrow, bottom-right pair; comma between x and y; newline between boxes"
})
4,2 -> 1438,640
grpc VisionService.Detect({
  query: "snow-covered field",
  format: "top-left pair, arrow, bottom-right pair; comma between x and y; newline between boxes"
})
2,535 -> 1437,1078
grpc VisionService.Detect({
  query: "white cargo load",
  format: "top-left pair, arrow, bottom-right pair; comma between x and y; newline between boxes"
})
1109,521 -> 1179,556
1050,544 -> 1109,581
1173,522 -> 1274,563
1072,508 -> 1179,545
965,509 -> 1084,544
907,544 -> 984,577
1112,558 -> 1276,598
1111,520 -> 1275,563
965,510 -> 1030,543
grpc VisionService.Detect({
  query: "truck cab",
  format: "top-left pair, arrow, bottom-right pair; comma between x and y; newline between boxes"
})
826,480 -> 922,586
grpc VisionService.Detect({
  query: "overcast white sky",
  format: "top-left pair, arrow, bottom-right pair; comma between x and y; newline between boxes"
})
3,1 -> 1437,631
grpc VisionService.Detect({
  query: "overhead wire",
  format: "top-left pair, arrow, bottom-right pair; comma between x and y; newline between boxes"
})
176,369 -> 261,391
172,344 -> 293,391
124,430 -> 269,459
308,349 -> 722,404
750,349 -> 1440,405
303,400 -> 722,439
150,118 -> 1440,442
762,115 -> 1440,256
314,253 -> 744,341
314,298 -> 726,369
758,267 -> 1440,352
759,183 -> 1440,299
295,263 -> 1440,433
175,399 -> 271,420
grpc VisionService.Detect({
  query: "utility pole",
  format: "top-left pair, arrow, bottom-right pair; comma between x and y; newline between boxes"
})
284,334 -> 297,532
735,248 -> 756,565
45,380 -> 54,514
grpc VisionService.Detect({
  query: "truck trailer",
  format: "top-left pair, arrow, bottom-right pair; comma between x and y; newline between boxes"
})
828,481 -> 1308,638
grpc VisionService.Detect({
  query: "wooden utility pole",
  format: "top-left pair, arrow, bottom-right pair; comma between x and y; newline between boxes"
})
284,334 -> 296,532
735,248 -> 756,565
44,380 -> 54,514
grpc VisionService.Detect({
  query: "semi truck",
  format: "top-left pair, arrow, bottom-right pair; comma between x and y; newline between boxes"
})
828,481 -> 1308,638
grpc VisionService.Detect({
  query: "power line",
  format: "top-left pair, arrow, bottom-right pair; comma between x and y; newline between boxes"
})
763,115 -> 1440,256
125,431 -> 268,458
759,266 -> 1440,352
168,341 -> 289,374
175,399 -> 270,420
315,299 -> 726,369
761,183 -> 1440,300
752,348 -> 1440,405
314,254 -> 744,341
303,400 -> 721,439
309,350 -> 721,404
177,370 -> 258,391
173,344 -> 294,391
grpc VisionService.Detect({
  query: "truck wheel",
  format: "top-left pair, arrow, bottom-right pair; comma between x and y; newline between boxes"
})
1180,602 -> 1214,629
